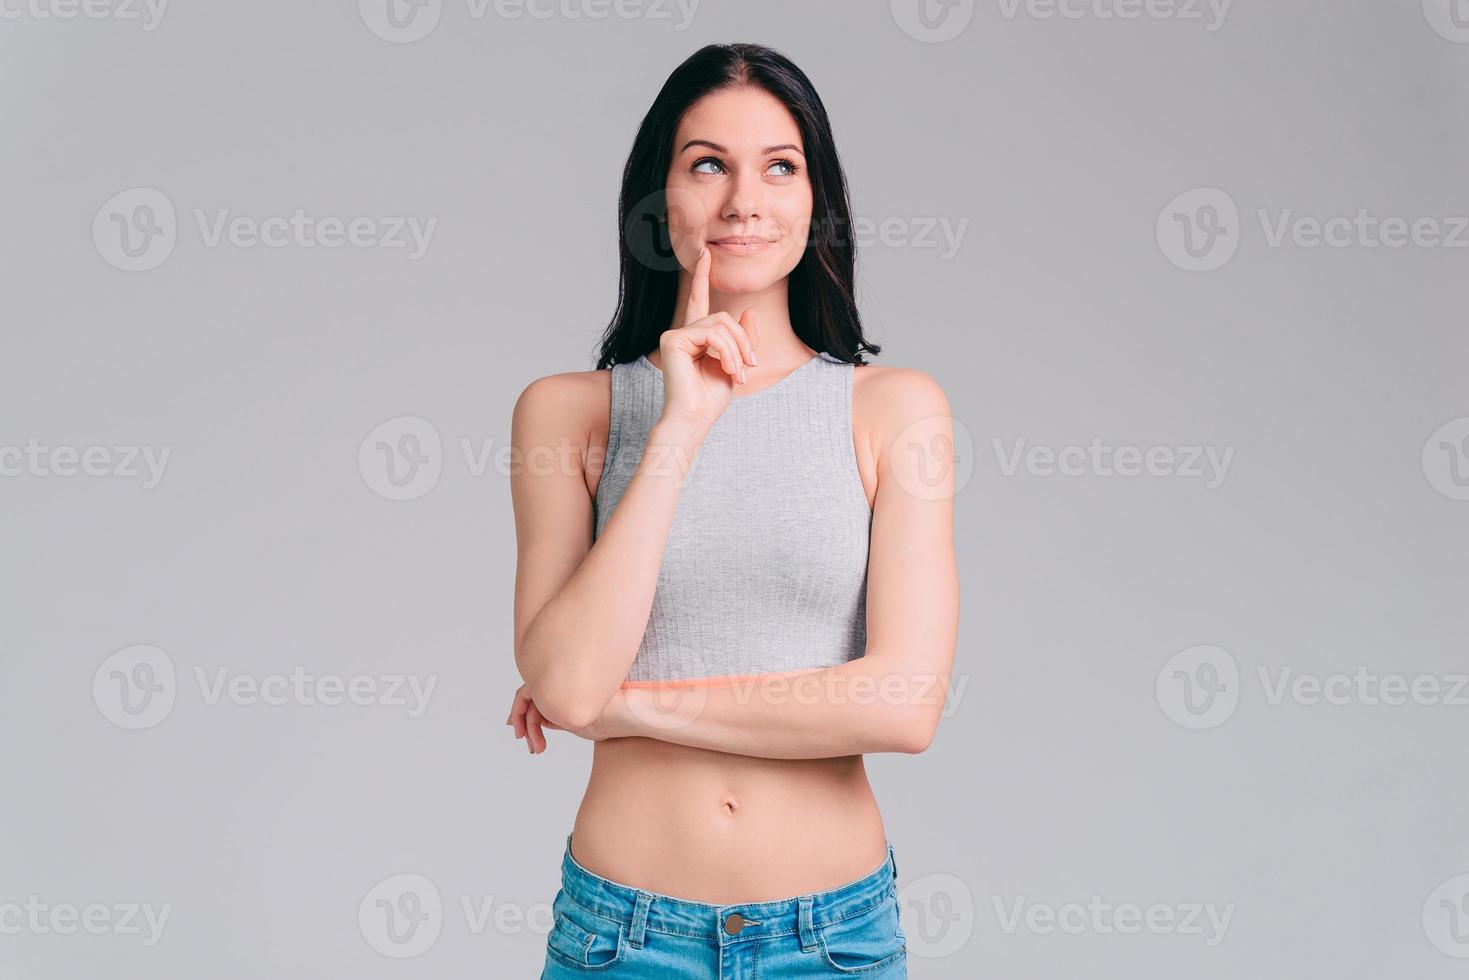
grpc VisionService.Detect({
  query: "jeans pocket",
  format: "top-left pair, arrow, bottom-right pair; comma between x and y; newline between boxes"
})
545,900 -> 624,972
816,892 -> 907,974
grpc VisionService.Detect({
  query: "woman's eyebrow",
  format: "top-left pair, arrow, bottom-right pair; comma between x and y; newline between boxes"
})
678,139 -> 806,156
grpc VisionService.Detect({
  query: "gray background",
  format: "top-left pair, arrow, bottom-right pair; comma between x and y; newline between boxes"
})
2,0 -> 1467,977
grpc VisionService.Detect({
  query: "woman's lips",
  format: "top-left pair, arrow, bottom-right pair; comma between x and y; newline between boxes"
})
708,238 -> 775,255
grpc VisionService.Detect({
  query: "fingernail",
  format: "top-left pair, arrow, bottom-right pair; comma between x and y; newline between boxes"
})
751,351 -> 759,365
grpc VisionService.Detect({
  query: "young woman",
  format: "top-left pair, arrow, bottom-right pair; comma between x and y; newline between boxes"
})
508,42 -> 958,978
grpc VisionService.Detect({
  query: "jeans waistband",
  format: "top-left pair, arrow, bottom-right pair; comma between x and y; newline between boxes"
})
558,833 -> 898,949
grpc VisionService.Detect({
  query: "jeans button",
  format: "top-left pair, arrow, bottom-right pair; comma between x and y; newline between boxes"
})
724,913 -> 745,935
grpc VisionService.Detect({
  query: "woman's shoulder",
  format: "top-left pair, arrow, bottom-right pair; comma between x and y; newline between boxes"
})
511,363 -> 615,453
851,359 -> 953,463
852,359 -> 950,417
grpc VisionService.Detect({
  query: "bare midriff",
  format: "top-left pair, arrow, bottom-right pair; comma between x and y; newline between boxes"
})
569,737 -> 889,905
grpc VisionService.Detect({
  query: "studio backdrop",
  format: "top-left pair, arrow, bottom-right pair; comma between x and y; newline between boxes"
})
1,1 -> 1466,977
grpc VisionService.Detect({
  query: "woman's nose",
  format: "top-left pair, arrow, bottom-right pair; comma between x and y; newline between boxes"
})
722,172 -> 766,221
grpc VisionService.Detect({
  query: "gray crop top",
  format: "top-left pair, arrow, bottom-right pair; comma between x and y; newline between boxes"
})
594,350 -> 873,686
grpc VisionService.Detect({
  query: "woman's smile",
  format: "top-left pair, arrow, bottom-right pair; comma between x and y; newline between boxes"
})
708,235 -> 777,255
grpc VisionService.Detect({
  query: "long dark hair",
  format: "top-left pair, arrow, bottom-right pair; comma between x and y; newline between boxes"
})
594,43 -> 879,370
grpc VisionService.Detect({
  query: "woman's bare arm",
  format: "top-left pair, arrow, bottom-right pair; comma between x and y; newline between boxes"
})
511,250 -> 758,732
596,367 -> 960,758
510,373 -> 706,730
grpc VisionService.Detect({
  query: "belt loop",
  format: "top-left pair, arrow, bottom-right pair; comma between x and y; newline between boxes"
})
888,841 -> 898,881
628,891 -> 652,949
797,894 -> 818,952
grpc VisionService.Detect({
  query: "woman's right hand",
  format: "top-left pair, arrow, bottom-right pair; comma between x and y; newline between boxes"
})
657,246 -> 760,432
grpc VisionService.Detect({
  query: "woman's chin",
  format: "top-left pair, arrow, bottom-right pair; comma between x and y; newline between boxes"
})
709,269 -> 782,296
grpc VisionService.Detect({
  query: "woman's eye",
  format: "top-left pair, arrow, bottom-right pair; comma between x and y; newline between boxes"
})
689,158 -> 800,176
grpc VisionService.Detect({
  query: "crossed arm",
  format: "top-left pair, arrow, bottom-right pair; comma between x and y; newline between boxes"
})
508,366 -> 958,760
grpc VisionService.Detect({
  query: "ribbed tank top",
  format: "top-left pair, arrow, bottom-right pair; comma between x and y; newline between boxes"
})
595,350 -> 873,685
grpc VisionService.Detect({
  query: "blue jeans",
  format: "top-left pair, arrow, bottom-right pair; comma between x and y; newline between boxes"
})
541,833 -> 908,978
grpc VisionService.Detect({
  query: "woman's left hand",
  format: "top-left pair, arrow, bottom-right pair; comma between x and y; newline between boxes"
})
507,684 -> 637,753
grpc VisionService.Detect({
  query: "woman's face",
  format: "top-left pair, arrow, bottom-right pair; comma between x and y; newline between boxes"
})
663,85 -> 813,296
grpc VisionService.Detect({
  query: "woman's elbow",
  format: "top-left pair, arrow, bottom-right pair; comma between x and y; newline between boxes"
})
531,677 -> 609,732
895,710 -> 940,754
